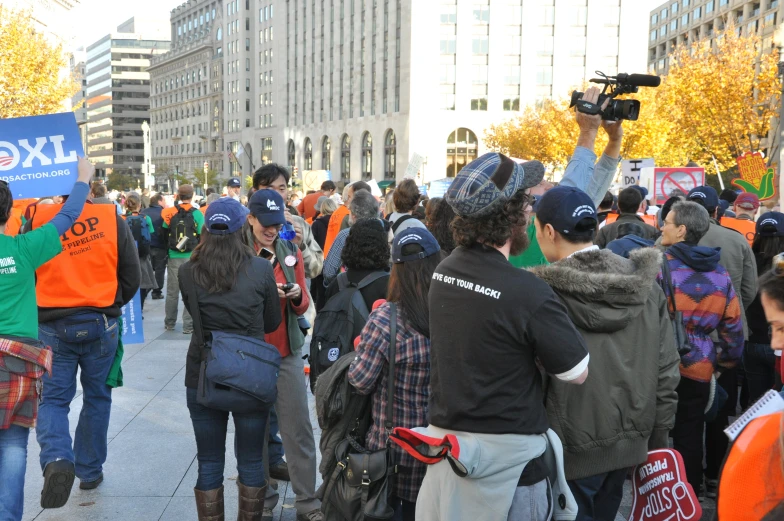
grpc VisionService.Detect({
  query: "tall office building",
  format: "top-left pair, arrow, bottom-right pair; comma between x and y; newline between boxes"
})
149,0 -> 225,187
85,18 -> 170,179
648,0 -> 782,74
214,0 -> 645,187
70,48 -> 88,147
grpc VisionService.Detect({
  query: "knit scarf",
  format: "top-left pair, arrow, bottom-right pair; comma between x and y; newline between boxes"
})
274,239 -> 305,355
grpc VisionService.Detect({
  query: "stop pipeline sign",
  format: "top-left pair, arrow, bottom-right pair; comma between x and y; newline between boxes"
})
653,168 -> 705,204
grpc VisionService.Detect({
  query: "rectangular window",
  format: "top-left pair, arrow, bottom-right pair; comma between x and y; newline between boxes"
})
651,29 -> 657,41
670,19 -> 677,31
440,24 -> 457,54
470,84 -> 488,111
694,7 -> 701,19
651,14 -> 658,24
706,0 -> 714,12
441,84 -> 455,110
682,13 -> 689,26
503,85 -> 520,111
661,7 -> 668,18
672,2 -> 678,14
472,4 -> 490,23
472,25 -> 489,54
440,3 -> 457,23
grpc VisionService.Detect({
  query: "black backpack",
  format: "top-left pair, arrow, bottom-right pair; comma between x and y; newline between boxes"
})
168,204 -> 199,252
127,214 -> 151,258
308,271 -> 388,393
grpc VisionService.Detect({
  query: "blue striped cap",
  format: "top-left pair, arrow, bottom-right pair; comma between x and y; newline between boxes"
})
445,153 -> 544,217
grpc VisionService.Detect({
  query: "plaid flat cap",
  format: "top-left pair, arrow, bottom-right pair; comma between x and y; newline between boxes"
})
445,152 -> 545,217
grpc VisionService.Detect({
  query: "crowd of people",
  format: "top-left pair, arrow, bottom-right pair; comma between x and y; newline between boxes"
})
1,85 -> 784,521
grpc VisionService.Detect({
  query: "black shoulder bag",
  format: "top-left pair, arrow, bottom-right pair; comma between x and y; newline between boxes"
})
321,304 -> 398,521
661,256 -> 692,357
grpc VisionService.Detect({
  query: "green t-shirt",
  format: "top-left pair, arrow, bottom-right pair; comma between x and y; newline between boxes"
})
0,224 -> 63,339
162,206 -> 205,259
508,218 -> 549,269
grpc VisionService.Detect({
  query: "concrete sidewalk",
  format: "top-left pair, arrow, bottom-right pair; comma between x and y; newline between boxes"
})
19,295 -> 716,520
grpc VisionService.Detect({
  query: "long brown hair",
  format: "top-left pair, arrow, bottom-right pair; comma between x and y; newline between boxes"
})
387,251 -> 445,338
189,230 -> 255,293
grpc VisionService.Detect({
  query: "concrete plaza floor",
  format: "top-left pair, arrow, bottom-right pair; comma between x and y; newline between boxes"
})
19,295 -> 716,520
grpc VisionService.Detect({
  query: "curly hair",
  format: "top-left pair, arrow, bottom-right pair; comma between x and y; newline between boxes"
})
451,189 -> 529,250
393,179 -> 421,213
426,198 -> 456,254
341,219 -> 390,271
0,182 -> 12,226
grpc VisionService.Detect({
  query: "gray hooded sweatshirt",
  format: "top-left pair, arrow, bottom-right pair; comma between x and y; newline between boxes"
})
532,248 -> 681,480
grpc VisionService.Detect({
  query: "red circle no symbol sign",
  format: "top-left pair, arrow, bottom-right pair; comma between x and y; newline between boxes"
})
660,170 -> 700,198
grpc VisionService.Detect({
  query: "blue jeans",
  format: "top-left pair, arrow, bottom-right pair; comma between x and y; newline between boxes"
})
37,312 -> 118,482
0,425 -> 29,521
186,387 -> 270,491
568,468 -> 628,521
268,406 -> 285,466
744,342 -> 778,404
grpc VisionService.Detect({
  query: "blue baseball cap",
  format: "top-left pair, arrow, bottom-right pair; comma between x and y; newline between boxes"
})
687,186 -> 720,210
757,212 -> 784,237
227,177 -> 242,188
392,229 -> 441,263
248,189 -> 286,227
445,152 -> 544,217
204,198 -> 246,235
534,186 -> 597,237
630,185 -> 649,200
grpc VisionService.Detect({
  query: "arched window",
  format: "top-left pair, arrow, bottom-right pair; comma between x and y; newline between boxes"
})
361,132 -> 372,180
287,139 -> 295,167
384,130 -> 396,180
304,138 -> 313,170
341,134 -> 351,183
446,128 -> 478,178
322,136 -> 331,171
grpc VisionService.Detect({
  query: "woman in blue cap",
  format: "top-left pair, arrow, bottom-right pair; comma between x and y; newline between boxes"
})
348,229 -> 445,521
179,197 -> 282,521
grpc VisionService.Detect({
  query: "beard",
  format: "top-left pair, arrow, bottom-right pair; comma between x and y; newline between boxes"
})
509,222 -> 530,256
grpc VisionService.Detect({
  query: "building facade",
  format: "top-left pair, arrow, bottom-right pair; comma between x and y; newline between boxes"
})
149,0 -> 225,189
211,0 -> 645,188
70,48 -> 88,147
84,19 -> 170,179
648,0 -> 782,75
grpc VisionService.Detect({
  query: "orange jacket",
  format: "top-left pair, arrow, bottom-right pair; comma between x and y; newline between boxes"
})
31,203 -> 120,309
298,192 -> 322,221
721,217 -> 756,247
718,411 -> 784,520
4,198 -> 37,237
323,204 -> 350,257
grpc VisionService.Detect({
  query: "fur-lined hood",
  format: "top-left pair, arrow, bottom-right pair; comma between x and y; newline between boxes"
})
531,248 -> 663,333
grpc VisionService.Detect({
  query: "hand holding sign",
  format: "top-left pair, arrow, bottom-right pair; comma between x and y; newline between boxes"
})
77,157 -> 95,185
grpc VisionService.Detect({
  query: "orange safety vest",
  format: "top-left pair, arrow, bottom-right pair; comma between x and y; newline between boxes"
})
721,217 -> 756,247
718,411 -> 784,520
323,204 -> 350,257
604,213 -> 619,225
642,214 -> 658,228
4,198 -> 37,237
31,203 -> 119,309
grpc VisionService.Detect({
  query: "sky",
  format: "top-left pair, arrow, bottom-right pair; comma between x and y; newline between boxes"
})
66,0 -> 175,50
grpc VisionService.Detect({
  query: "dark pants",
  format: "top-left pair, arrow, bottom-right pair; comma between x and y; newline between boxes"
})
391,497 -> 416,521
672,377 -> 711,492
744,342 -> 778,404
705,368 -> 738,480
268,406 -> 285,466
149,247 -> 168,297
568,468 -> 628,521
186,387 -> 269,491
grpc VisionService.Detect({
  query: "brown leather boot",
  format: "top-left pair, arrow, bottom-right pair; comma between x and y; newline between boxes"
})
194,486 -> 225,521
237,481 -> 267,521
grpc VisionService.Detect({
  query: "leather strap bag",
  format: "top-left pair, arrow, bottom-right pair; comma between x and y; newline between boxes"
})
321,304 -> 398,521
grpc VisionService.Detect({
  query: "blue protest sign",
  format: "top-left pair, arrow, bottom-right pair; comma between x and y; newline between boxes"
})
120,290 -> 145,344
0,112 -> 84,199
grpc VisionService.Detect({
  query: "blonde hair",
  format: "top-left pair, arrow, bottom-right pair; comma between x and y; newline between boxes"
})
320,197 -> 339,216
125,193 -> 141,213
385,196 -> 396,217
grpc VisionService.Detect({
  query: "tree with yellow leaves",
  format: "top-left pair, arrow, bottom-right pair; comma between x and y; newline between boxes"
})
485,24 -> 780,178
0,7 -> 80,118
664,22 -> 780,171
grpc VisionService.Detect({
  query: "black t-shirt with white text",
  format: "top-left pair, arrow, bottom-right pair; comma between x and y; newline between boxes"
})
428,245 -> 589,435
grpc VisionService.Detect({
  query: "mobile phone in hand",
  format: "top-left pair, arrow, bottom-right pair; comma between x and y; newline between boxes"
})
281,282 -> 295,292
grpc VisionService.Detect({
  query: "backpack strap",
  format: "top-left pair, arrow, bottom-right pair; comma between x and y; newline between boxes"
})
351,271 -> 388,322
336,271 -> 351,291
391,214 -> 417,234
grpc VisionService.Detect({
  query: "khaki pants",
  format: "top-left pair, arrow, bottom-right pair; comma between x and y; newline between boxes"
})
164,256 -> 192,331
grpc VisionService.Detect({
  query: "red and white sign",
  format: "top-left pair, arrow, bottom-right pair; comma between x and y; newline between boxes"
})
653,168 -> 705,205
629,449 -> 702,521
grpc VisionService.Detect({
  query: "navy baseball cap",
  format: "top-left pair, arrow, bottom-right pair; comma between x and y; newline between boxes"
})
534,186 -> 597,237
392,229 -> 441,263
688,186 -> 719,209
227,177 -> 242,188
757,212 -> 784,237
204,198 -> 246,235
248,189 -> 286,227
630,185 -> 649,200
445,152 -> 544,217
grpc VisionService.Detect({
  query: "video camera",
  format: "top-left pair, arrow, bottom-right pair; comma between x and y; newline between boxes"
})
570,72 -> 661,122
